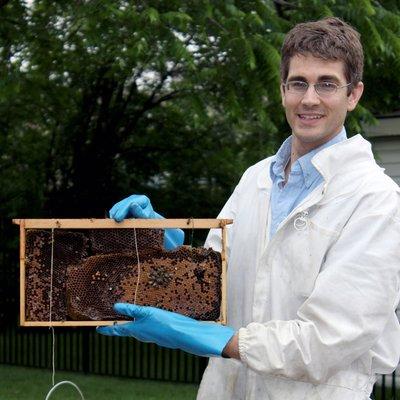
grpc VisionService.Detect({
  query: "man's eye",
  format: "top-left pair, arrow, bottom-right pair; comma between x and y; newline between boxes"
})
289,81 -> 307,90
319,82 -> 336,90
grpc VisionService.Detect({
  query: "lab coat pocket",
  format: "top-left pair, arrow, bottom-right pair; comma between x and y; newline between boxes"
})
283,216 -> 339,299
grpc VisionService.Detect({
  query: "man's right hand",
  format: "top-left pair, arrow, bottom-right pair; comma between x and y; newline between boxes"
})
109,194 -> 157,222
109,194 -> 184,250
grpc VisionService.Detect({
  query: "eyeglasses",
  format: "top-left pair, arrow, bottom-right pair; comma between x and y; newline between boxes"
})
282,81 -> 352,96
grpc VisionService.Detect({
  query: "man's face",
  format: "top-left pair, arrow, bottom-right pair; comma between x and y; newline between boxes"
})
281,54 -> 363,148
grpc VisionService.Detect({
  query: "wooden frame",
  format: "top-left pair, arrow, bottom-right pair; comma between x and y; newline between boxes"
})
13,218 -> 232,327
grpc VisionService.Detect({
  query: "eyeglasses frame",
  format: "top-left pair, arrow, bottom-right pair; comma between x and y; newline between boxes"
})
282,80 -> 353,97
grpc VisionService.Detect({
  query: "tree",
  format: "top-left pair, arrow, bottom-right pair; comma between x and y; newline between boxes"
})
0,0 -> 399,222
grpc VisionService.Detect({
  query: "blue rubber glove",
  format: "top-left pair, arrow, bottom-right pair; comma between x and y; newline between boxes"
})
109,194 -> 184,250
97,303 -> 235,357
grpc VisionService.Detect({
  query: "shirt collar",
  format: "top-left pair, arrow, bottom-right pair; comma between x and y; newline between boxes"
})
270,135 -> 292,181
270,127 -> 347,188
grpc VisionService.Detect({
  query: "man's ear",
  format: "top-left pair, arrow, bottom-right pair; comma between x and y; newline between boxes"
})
347,81 -> 364,112
280,83 -> 286,108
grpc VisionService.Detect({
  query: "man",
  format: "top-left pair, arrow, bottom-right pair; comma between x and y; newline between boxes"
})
98,18 -> 400,399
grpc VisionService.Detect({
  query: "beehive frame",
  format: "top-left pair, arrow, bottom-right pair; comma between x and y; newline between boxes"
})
13,218 -> 232,327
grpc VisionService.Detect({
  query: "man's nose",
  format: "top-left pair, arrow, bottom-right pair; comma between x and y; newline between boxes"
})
301,84 -> 321,106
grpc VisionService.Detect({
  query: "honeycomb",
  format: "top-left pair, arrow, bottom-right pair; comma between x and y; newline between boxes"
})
25,228 -> 222,322
88,228 -> 163,254
25,230 -> 89,321
66,246 -> 221,321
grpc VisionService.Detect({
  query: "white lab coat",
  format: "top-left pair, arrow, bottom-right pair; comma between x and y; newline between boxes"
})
197,135 -> 400,400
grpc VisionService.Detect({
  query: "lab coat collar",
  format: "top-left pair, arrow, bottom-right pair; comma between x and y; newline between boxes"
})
269,128 -> 347,189
257,157 -> 274,190
311,134 -> 375,182
297,128 -> 347,188
257,134 -> 374,192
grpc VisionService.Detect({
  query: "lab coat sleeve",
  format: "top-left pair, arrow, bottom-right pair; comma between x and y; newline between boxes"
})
238,189 -> 400,384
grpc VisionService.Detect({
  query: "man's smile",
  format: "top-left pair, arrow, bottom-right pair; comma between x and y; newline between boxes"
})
297,113 -> 325,120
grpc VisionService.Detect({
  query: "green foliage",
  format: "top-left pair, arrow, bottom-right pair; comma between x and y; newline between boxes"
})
0,0 -> 399,220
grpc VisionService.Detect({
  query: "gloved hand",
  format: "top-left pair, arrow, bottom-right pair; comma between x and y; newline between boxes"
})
97,303 -> 235,358
109,194 -> 184,250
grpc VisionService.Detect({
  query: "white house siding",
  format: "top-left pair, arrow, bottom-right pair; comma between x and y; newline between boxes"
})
372,138 -> 400,186
363,112 -> 400,185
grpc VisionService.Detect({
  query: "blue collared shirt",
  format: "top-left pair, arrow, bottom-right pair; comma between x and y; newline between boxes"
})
269,127 -> 347,237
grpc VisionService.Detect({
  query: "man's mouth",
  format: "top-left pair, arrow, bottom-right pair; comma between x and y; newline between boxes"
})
298,114 -> 324,120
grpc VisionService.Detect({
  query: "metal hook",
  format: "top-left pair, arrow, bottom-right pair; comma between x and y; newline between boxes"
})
294,211 -> 309,231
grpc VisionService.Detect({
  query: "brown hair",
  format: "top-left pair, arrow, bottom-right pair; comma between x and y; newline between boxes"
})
280,17 -> 364,87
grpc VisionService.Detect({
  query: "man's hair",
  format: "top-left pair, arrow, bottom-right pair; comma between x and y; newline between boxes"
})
280,17 -> 364,86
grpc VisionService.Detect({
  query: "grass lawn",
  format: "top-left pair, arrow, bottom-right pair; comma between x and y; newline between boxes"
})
3,364 -> 398,400
0,364 -> 198,400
